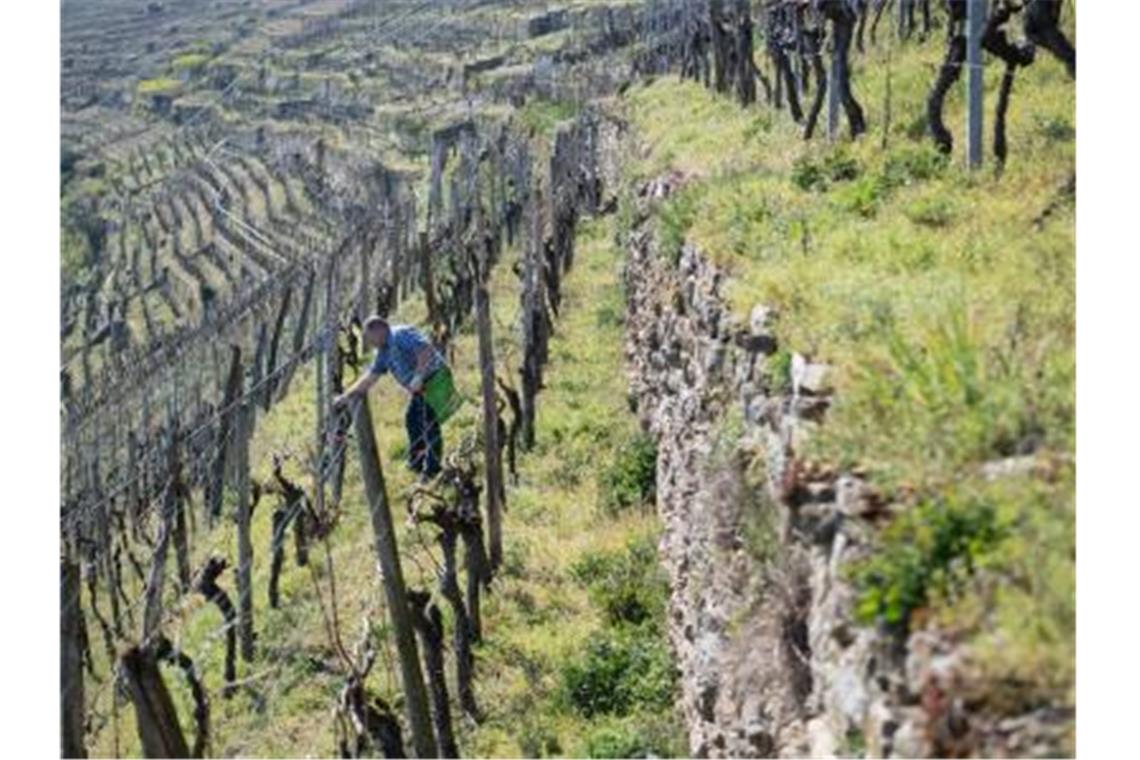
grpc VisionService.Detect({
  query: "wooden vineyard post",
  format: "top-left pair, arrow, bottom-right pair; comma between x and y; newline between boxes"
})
120,646 -> 191,759
421,231 -> 437,327
519,183 -> 544,451
92,462 -> 123,637
61,556 -> 87,759
359,230 -> 372,324
474,239 -> 504,572
235,387 -> 255,663
351,397 -> 438,759
965,0 -> 986,169
208,347 -> 242,524
127,431 -> 141,541
275,268 -> 315,403
264,286 -> 293,411
170,424 -> 191,594
142,426 -> 179,643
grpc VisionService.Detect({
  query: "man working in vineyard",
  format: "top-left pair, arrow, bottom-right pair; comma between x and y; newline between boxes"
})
334,316 -> 461,480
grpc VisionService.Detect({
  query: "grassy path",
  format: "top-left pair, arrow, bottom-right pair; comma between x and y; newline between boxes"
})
89,211 -> 681,757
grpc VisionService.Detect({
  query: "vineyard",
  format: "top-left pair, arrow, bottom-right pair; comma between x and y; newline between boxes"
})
60,1 -> 1075,758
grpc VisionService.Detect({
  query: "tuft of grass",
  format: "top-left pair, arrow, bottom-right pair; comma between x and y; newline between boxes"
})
516,97 -> 580,138
791,146 -> 862,192
137,77 -> 183,96
171,52 -> 210,71
904,194 -> 957,228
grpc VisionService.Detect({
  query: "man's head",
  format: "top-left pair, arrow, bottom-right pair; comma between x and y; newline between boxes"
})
362,315 -> 390,350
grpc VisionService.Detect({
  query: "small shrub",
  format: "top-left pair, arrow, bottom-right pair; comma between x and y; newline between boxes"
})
598,433 -> 657,516
584,726 -> 650,759
852,496 -> 1007,630
561,626 -> 677,718
571,537 -> 667,627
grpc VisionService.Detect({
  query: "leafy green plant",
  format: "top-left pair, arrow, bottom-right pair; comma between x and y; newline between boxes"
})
561,626 -> 677,718
852,496 -> 1007,629
598,433 -> 657,516
584,726 -> 651,759
571,537 -> 667,627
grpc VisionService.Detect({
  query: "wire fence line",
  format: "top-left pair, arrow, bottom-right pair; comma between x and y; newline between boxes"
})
63,72 -> 618,752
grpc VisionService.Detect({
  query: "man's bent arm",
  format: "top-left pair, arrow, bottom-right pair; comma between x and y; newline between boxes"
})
336,370 -> 379,405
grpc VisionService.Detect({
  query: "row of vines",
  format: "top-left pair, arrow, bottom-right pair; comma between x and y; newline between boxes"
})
61,101 -> 618,757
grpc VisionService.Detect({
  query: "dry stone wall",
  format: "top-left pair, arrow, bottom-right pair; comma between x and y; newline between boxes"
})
621,173 -> 1064,758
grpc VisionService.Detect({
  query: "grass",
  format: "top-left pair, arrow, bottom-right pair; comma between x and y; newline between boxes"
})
621,26 -> 1074,729
137,78 -> 184,97
85,213 -> 682,758
516,96 -> 581,139
171,53 -> 211,72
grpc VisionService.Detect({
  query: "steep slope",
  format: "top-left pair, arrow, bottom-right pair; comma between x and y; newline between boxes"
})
85,209 -> 686,759
613,29 -> 1074,759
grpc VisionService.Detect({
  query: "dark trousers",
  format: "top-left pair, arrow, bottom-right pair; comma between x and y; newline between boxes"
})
406,393 -> 442,478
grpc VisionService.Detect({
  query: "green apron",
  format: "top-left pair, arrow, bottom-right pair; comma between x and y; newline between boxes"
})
423,366 -> 463,424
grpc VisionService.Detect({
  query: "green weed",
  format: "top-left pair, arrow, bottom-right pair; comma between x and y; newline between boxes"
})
597,432 -> 657,516
561,625 -> 677,719
852,495 -> 1007,629
570,536 -> 667,628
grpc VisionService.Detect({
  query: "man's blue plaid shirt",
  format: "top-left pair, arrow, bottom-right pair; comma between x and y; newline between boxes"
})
369,325 -> 445,391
